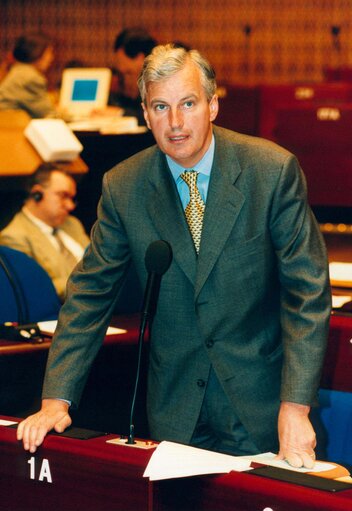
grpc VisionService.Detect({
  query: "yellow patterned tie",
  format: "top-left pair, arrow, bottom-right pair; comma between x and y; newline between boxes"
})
180,171 -> 205,254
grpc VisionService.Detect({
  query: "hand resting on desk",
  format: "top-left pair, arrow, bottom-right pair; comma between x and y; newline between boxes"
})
17,399 -> 317,465
17,399 -> 72,453
276,401 -> 316,469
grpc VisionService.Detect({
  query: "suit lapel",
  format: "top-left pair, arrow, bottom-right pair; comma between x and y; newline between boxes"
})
19,212 -> 63,266
146,154 -> 198,287
144,130 -> 245,295
195,130 -> 245,298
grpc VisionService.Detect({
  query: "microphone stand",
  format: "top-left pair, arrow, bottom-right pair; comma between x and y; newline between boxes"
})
126,240 -> 172,445
126,314 -> 148,444
127,274 -> 158,445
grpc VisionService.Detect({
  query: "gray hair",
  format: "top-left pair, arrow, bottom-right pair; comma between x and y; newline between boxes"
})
138,44 -> 217,103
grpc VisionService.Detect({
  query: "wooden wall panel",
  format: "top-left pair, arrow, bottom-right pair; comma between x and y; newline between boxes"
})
1,0 -> 352,86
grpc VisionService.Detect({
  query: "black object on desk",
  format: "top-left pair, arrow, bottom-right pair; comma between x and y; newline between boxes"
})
251,465 -> 352,492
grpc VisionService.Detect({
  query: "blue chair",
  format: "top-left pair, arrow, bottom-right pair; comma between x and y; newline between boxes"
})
0,246 -> 61,323
313,388 -> 352,468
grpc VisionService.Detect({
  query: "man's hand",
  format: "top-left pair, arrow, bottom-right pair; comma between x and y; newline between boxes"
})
276,401 -> 316,468
17,399 -> 72,453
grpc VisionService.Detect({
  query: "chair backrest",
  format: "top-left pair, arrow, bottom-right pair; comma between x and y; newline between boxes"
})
0,245 -> 61,323
273,103 -> 352,208
312,388 -> 352,468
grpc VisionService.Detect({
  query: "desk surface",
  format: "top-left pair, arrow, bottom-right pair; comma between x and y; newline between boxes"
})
0,313 -> 140,355
1,417 -> 352,511
1,311 -> 351,392
0,416 -> 154,511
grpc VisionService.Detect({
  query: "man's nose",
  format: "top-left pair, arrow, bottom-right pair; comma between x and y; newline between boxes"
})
65,197 -> 76,211
169,107 -> 183,129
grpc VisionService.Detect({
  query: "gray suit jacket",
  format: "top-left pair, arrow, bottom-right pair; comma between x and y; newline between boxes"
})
0,63 -> 55,118
43,126 -> 331,451
0,210 -> 89,300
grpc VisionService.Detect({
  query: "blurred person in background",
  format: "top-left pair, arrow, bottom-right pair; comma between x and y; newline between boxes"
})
0,163 -> 89,301
0,32 -> 57,118
110,27 -> 156,124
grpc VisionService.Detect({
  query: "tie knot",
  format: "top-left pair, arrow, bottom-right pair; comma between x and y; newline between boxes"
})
180,170 -> 199,190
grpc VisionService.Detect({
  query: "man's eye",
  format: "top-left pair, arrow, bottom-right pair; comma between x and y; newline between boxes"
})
184,101 -> 194,109
155,104 -> 167,111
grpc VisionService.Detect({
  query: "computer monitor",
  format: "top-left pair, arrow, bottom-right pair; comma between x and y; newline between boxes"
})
59,68 -> 112,119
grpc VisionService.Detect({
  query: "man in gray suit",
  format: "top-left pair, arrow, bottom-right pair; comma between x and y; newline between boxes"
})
18,44 -> 331,468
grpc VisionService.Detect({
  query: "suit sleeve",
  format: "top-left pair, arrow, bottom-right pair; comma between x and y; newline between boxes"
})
269,154 -> 331,405
42,172 -> 133,406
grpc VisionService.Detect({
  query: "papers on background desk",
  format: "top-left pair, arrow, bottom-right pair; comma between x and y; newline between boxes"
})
143,441 -> 251,481
143,442 -> 337,481
37,320 -> 126,337
332,295 -> 352,309
329,262 -> 352,288
67,115 -> 147,134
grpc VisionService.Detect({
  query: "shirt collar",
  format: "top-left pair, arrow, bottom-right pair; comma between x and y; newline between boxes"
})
22,206 -> 54,235
166,134 -> 215,182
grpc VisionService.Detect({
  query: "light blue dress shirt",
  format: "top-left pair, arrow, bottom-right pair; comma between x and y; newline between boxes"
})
166,135 -> 215,209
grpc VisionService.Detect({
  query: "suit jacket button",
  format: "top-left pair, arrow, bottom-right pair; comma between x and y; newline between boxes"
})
206,339 -> 214,348
197,379 -> 206,387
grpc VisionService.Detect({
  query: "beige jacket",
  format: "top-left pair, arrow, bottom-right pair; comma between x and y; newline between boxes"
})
0,210 -> 89,300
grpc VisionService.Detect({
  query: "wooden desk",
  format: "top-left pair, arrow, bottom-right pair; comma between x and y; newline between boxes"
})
156,469 -> 352,511
0,110 -> 87,178
0,417 -> 154,511
1,311 -> 352,432
0,314 -> 149,436
0,110 -> 88,229
1,417 -> 351,511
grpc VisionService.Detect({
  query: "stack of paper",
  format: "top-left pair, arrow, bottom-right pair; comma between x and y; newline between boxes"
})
143,442 -> 337,481
143,441 -> 251,481
329,262 -> 352,288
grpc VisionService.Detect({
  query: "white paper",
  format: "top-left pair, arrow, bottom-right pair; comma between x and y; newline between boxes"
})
332,294 -> 352,308
37,320 -> 126,336
0,419 -> 18,426
239,452 -> 336,473
329,262 -> 352,284
143,441 -> 251,481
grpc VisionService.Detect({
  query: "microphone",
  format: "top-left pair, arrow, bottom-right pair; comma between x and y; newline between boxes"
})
127,240 -> 173,445
141,239 -> 173,328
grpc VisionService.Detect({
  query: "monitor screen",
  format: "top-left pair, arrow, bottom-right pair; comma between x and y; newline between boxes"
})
59,68 -> 112,117
72,79 -> 99,102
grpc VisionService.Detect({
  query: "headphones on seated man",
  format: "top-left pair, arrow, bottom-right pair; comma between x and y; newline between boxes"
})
29,190 -> 44,202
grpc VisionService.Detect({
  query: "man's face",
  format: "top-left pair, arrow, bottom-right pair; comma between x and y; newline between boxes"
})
142,61 -> 218,168
33,171 -> 77,228
114,48 -> 144,99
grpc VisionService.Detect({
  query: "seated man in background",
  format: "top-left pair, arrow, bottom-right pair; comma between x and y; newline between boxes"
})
0,32 -> 56,118
110,27 -> 156,124
0,163 -> 89,301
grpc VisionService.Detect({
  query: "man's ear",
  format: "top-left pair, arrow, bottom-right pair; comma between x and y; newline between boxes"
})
209,94 -> 219,122
142,102 -> 151,130
28,186 -> 44,203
